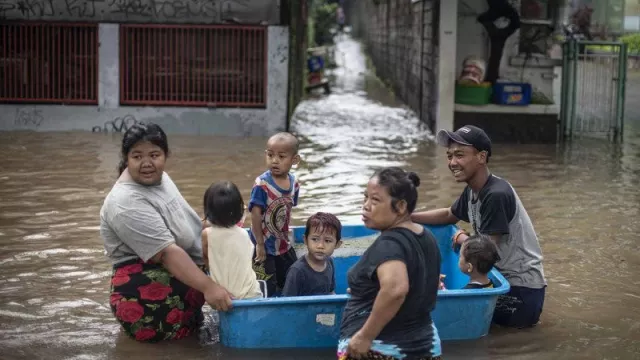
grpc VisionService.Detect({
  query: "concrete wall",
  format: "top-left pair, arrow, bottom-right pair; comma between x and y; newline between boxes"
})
0,0 -> 281,24
346,0 -> 439,131
0,25 -> 290,136
454,111 -> 558,143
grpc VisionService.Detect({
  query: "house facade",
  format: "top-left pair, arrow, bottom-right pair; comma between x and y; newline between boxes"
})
0,0 -> 297,136
347,0 -> 627,143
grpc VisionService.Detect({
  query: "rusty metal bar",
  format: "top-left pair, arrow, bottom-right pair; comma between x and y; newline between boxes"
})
141,28 -> 146,102
135,28 -> 139,102
251,29 -> 256,103
83,26 -> 86,100
0,23 -> 92,104
153,28 -> 157,103
171,29 -> 176,102
241,29 -> 244,104
2,26 -> 4,98
63,26 -> 67,101
120,27 -> 126,104
9,24 -> 13,99
187,28 -> 192,103
56,25 -> 60,100
147,27 -> 151,102
29,25 -> 34,100
214,32 -> 220,106
73,27 -> 77,101
145,27 -> 150,102
262,30 -> 268,105
248,29 -> 253,103
197,29 -> 202,103
179,28 -> 183,103
2,26 -> 6,99
208,30 -> 213,104
45,25 -> 49,99
222,28 -> 227,104
92,26 -> 96,101
19,24 -> 24,100
233,29 -> 238,103
118,24 -> 266,107
191,28 -> 196,103
162,29 -> 166,103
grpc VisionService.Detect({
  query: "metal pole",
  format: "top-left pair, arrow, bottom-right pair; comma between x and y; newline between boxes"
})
560,41 -> 569,140
418,0 -> 425,122
569,39 -> 579,139
616,42 -> 628,142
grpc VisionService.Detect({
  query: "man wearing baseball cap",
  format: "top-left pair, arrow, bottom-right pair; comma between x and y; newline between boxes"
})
412,125 -> 547,329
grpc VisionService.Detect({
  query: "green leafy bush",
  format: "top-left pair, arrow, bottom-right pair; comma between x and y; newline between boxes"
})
620,33 -> 640,54
312,2 -> 339,46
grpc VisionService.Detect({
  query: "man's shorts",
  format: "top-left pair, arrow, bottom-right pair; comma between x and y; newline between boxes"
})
493,285 -> 546,328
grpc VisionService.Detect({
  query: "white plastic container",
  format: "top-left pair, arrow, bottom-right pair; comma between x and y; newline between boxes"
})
459,56 -> 487,84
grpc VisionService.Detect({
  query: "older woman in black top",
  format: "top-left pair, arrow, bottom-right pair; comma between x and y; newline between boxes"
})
338,167 -> 442,360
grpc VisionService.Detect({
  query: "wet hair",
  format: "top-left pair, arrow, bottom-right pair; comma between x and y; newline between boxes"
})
203,181 -> 245,228
267,132 -> 300,154
462,234 -> 501,274
304,212 -> 342,242
371,167 -> 421,214
117,122 -> 169,175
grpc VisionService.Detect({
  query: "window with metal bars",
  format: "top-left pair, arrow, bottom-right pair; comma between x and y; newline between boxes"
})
0,23 -> 99,104
120,25 -> 268,108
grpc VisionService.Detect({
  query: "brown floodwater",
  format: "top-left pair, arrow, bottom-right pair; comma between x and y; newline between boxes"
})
1,37 -> 639,360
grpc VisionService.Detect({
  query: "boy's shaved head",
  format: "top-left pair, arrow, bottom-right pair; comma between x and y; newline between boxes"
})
267,132 -> 299,154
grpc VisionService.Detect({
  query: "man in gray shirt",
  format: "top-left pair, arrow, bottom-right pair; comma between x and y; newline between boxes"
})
412,125 -> 546,328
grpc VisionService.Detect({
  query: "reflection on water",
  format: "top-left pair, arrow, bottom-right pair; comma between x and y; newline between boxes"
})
1,35 -> 640,360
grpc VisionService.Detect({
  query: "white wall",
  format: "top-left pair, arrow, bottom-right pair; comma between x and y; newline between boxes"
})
437,0 -> 458,132
455,0 -> 488,77
0,25 -> 290,136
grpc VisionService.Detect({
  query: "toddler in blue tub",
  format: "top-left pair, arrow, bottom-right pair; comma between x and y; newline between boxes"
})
459,234 -> 500,289
281,212 -> 342,297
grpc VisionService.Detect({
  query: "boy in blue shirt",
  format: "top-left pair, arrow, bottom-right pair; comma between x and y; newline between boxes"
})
282,212 -> 342,297
249,132 -> 301,296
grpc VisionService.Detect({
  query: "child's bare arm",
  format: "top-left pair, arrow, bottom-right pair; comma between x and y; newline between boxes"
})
251,207 -> 266,263
201,229 -> 210,271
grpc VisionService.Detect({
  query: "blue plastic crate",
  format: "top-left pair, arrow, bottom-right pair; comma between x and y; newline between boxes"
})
493,82 -> 532,105
307,55 -> 325,73
219,224 -> 510,349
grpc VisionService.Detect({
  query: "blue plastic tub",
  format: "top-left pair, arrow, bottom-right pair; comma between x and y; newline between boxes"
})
218,224 -> 510,349
307,55 -> 325,73
492,82 -> 532,105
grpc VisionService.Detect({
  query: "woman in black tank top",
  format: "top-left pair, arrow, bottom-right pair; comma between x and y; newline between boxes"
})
337,167 -> 442,360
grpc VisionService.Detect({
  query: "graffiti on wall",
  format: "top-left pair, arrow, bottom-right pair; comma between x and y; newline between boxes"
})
0,0 -> 278,23
14,108 -> 44,128
0,0 -> 54,17
108,0 -> 216,20
92,114 -> 139,133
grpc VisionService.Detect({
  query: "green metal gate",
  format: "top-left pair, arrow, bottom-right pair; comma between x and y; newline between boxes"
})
560,40 -> 628,142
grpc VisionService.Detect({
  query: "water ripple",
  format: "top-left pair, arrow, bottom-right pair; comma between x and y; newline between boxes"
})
0,35 -> 639,360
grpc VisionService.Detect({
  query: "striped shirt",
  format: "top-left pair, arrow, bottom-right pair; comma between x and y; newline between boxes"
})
248,170 -> 300,256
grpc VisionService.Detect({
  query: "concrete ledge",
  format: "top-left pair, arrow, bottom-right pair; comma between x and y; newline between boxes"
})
455,104 -> 560,115
454,112 -> 558,144
509,56 -> 562,68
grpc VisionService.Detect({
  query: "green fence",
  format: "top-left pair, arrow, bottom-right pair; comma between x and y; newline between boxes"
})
560,40 -> 628,142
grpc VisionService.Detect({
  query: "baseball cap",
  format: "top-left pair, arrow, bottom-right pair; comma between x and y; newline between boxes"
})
436,125 -> 492,158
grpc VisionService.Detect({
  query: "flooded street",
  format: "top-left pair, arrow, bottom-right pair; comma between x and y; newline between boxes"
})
1,36 -> 640,360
